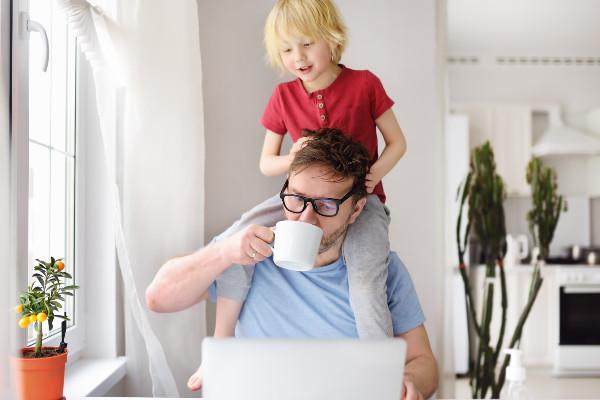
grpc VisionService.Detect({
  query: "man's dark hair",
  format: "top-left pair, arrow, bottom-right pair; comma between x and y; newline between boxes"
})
290,128 -> 372,199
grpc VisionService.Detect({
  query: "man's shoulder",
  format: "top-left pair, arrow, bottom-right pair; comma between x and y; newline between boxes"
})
385,252 -> 412,289
386,251 -> 405,272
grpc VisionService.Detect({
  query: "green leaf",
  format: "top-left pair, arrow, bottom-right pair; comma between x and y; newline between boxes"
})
59,272 -> 73,279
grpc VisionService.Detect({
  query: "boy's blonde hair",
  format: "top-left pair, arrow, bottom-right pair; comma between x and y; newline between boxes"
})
264,0 -> 348,72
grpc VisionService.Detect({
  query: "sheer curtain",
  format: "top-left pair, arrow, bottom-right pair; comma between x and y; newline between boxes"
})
58,0 -> 205,396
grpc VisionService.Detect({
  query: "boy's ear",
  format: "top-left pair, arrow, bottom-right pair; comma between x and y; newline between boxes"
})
329,44 -> 339,62
348,196 -> 367,225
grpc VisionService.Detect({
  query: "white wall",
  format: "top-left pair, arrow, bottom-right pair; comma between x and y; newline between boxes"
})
449,66 -> 600,130
198,0 -> 448,393
447,0 -> 600,198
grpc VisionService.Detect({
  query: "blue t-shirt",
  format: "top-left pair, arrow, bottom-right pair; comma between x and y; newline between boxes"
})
209,251 -> 425,338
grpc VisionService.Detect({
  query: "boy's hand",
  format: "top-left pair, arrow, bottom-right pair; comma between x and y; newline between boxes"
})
365,171 -> 381,194
288,137 -> 312,161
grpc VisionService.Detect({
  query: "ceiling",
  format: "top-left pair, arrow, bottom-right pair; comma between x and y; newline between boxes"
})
448,0 -> 600,57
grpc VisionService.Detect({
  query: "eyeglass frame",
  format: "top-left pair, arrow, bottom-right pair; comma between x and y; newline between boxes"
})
279,179 -> 358,217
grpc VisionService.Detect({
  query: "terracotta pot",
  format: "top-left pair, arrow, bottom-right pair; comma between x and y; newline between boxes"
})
11,347 -> 68,400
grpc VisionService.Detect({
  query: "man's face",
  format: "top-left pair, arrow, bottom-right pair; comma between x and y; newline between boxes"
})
283,165 -> 366,256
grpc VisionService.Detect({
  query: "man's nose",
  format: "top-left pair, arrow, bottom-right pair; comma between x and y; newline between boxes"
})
298,202 -> 319,225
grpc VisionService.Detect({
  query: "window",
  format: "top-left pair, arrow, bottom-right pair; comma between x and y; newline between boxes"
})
16,1 -> 81,351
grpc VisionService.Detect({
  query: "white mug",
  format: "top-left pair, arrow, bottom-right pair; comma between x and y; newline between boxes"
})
272,220 -> 323,271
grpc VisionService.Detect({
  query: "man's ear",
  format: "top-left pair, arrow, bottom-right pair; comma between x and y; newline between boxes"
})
348,196 -> 367,224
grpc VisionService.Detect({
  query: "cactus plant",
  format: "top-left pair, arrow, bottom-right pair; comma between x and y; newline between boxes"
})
526,157 -> 567,261
456,145 -> 566,398
492,157 -> 567,397
456,142 -> 507,398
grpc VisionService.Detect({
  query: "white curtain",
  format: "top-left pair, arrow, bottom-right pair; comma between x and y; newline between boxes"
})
58,0 -> 205,396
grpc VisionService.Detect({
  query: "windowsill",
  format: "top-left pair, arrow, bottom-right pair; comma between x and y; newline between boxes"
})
64,357 -> 127,397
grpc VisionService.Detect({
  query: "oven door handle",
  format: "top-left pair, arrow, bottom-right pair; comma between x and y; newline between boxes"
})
563,285 -> 600,294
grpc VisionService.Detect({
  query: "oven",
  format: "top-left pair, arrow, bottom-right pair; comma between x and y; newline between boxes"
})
554,269 -> 600,375
560,285 -> 600,345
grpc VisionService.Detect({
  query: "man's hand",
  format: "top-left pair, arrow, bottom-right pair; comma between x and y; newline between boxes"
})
396,326 -> 438,399
219,224 -> 274,266
401,377 -> 424,400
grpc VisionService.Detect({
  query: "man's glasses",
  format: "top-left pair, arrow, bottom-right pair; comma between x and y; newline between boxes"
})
279,179 -> 356,217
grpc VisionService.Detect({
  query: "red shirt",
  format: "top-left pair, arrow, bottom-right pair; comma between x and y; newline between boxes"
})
261,65 -> 394,203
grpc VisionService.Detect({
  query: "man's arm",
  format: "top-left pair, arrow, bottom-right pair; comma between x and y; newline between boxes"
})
397,324 -> 438,400
145,224 -> 274,313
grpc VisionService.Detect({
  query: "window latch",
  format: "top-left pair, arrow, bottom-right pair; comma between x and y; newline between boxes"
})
21,12 -> 49,72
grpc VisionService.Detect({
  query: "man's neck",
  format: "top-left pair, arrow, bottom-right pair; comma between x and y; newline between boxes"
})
314,242 -> 343,267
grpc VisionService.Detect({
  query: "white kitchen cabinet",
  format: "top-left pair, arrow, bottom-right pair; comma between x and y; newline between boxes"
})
451,105 -> 532,196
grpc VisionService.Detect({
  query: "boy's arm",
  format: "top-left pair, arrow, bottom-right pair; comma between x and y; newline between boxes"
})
397,325 -> 438,400
259,130 -> 291,176
367,109 -> 407,192
145,224 -> 274,313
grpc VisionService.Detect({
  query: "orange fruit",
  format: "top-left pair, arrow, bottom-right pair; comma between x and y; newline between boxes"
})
18,317 -> 29,329
37,312 -> 47,322
55,260 -> 65,271
29,314 -> 37,323
15,304 -> 23,313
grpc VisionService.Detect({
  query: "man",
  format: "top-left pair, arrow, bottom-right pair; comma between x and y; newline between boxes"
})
146,128 -> 438,400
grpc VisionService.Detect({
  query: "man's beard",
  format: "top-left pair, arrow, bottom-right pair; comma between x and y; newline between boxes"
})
318,219 -> 351,254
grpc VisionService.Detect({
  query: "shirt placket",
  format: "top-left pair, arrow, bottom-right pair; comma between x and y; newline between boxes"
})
316,92 -> 328,126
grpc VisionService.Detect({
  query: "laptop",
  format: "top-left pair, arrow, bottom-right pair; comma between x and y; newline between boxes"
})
201,337 -> 406,400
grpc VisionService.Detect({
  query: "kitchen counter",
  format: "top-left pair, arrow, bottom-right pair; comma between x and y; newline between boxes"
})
466,263 -> 600,270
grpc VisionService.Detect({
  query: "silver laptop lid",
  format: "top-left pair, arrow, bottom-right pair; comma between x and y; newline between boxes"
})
202,338 -> 406,400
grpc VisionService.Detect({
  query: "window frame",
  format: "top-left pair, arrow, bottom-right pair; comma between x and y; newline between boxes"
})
12,0 -> 85,362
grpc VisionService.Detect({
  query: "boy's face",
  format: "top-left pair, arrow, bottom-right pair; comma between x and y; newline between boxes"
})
278,32 -> 337,91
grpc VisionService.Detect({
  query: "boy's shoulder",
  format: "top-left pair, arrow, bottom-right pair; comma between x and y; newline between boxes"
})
341,65 -> 378,78
339,66 -> 384,89
274,77 -> 300,91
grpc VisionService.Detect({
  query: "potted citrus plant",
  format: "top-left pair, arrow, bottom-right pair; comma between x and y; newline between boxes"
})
12,257 -> 79,400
